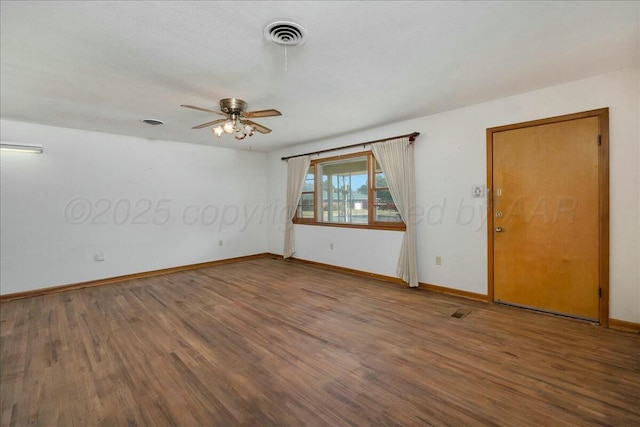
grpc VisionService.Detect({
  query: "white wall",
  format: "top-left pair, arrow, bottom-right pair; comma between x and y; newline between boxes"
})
267,69 -> 640,323
1,70 -> 637,322
0,120 -> 269,294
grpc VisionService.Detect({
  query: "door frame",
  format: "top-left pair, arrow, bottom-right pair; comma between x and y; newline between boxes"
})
486,108 -> 610,326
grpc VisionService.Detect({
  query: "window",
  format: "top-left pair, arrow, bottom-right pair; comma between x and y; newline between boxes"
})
373,159 -> 402,222
320,156 -> 368,224
294,152 -> 404,230
296,165 -> 315,221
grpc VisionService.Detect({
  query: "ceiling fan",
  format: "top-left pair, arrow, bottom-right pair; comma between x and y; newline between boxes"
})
181,98 -> 281,140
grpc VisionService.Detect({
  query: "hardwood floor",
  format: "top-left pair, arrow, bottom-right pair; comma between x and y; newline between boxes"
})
1,257 -> 639,426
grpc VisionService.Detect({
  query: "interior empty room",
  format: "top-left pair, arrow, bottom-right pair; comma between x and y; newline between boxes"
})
1,1 -> 639,426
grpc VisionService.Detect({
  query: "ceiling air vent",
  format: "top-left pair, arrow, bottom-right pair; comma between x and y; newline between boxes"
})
141,119 -> 164,126
264,21 -> 307,46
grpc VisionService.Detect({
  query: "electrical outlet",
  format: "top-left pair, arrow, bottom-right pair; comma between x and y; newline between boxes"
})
471,185 -> 486,198
435,256 -> 442,265
330,243 -> 334,250
94,253 -> 105,262
219,240 -> 223,246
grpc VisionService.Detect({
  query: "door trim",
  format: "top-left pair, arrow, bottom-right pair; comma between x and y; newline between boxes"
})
486,108 -> 609,326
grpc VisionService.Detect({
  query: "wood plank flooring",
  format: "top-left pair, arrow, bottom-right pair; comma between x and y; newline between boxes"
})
1,257 -> 639,426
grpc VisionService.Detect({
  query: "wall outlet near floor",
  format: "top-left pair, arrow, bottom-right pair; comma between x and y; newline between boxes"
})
219,240 -> 223,246
330,243 -> 334,250
94,253 -> 105,262
435,256 -> 442,266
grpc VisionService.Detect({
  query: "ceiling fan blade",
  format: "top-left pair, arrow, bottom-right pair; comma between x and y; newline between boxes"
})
192,118 -> 227,129
181,104 -> 226,116
243,109 -> 282,118
242,119 -> 272,134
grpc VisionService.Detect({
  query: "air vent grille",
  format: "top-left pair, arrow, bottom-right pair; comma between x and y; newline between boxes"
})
141,119 -> 164,126
451,309 -> 471,319
264,21 -> 307,46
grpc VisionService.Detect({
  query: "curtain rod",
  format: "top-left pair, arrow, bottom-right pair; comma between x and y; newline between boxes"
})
281,131 -> 420,161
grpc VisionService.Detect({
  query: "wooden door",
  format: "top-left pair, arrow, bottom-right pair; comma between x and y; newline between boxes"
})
487,109 -> 609,323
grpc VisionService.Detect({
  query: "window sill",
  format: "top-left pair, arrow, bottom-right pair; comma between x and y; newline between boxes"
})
292,220 -> 406,232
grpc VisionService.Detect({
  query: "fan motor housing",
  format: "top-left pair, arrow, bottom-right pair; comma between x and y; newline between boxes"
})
220,98 -> 247,114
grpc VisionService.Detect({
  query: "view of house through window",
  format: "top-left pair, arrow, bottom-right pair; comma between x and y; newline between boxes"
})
295,152 -> 403,229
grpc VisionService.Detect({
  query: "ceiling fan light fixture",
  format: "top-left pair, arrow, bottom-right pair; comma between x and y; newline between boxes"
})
223,120 -> 235,134
182,98 -> 280,141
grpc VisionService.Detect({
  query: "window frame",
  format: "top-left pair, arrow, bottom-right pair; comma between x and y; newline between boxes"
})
293,151 -> 406,231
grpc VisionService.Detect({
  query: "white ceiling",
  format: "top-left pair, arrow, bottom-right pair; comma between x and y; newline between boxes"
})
1,1 -> 638,152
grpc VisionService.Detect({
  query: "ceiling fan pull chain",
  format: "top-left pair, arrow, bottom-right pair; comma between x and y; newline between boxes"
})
284,45 -> 288,72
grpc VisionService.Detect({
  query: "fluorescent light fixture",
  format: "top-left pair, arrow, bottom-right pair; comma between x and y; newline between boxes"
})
0,143 -> 44,154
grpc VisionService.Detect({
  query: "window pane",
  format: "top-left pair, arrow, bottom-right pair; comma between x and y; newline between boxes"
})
320,157 -> 368,224
374,161 -> 389,189
374,189 -> 402,222
297,192 -> 314,219
303,166 -> 315,191
296,166 -> 315,220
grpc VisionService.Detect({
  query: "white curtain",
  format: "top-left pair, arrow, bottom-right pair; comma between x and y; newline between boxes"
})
283,156 -> 311,258
372,137 -> 418,287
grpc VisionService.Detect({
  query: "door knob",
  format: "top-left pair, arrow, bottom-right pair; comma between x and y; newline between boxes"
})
495,226 -> 503,232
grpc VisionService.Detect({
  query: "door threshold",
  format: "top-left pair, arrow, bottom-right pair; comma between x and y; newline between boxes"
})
495,301 -> 600,325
